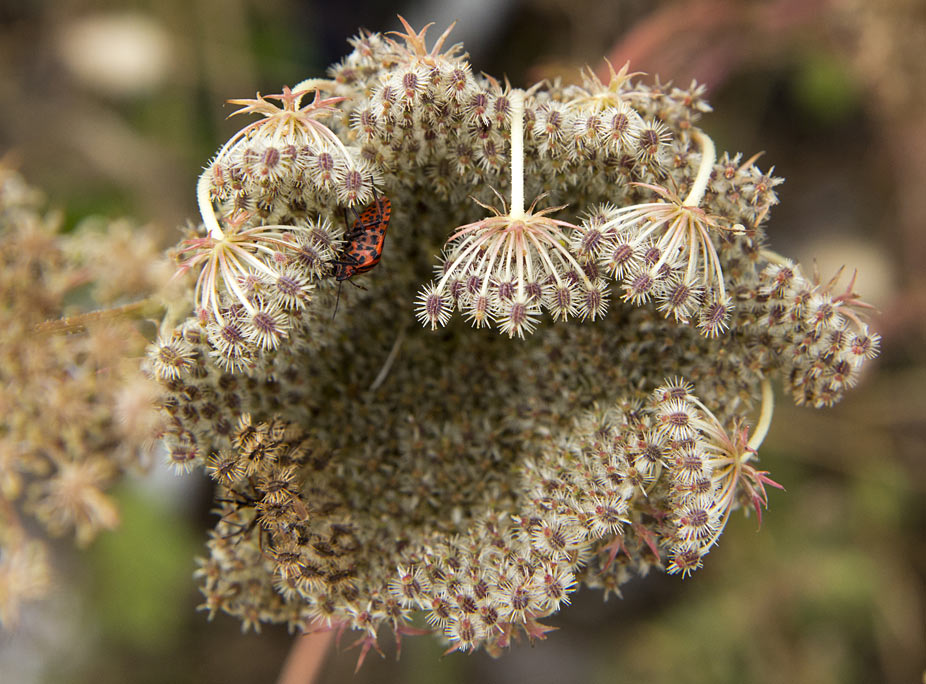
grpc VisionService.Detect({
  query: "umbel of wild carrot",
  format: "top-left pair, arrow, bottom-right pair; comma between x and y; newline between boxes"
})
146,16 -> 880,659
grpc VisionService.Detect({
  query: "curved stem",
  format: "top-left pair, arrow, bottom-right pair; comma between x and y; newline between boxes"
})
477,232 -> 509,297
276,629 -> 334,684
509,89 -> 525,220
683,129 -> 716,208
758,248 -> 792,267
434,229 -> 493,293
369,326 -> 406,392
34,297 -> 163,335
291,78 -> 338,106
197,169 -> 225,240
525,228 -> 591,289
747,377 -> 774,453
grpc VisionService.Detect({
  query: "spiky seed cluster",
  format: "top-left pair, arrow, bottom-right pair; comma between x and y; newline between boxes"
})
416,89 -> 609,337
570,129 -> 744,336
173,215 -> 340,370
142,17 -> 880,658
206,87 -> 376,219
417,195 -> 609,337
326,18 -> 687,210
655,382 -> 781,575
750,260 -> 881,407
575,188 -> 740,334
188,377 -> 777,654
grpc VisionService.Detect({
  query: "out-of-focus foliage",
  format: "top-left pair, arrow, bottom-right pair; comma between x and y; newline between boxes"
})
0,163 -> 167,629
88,488 -> 200,648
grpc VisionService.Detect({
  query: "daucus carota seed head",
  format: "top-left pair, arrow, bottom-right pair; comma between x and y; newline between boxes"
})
137,16 -> 882,659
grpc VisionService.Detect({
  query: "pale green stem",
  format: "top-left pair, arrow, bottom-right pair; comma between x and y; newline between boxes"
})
747,377 -> 774,453
682,129 -> 716,208
509,89 -> 525,220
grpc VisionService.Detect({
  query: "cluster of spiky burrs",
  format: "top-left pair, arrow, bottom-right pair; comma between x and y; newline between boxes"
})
147,17 -> 880,657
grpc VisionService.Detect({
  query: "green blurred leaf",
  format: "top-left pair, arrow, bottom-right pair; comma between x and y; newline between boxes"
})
792,52 -> 860,124
88,485 -> 198,650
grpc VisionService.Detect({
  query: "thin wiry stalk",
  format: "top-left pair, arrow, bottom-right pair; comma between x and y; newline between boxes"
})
477,234 -> 508,297
509,90 -> 525,218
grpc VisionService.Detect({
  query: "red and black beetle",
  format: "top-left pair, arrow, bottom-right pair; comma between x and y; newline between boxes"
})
330,192 -> 392,317
332,193 -> 392,281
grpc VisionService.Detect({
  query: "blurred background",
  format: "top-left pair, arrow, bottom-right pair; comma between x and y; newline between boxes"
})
0,0 -> 923,682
